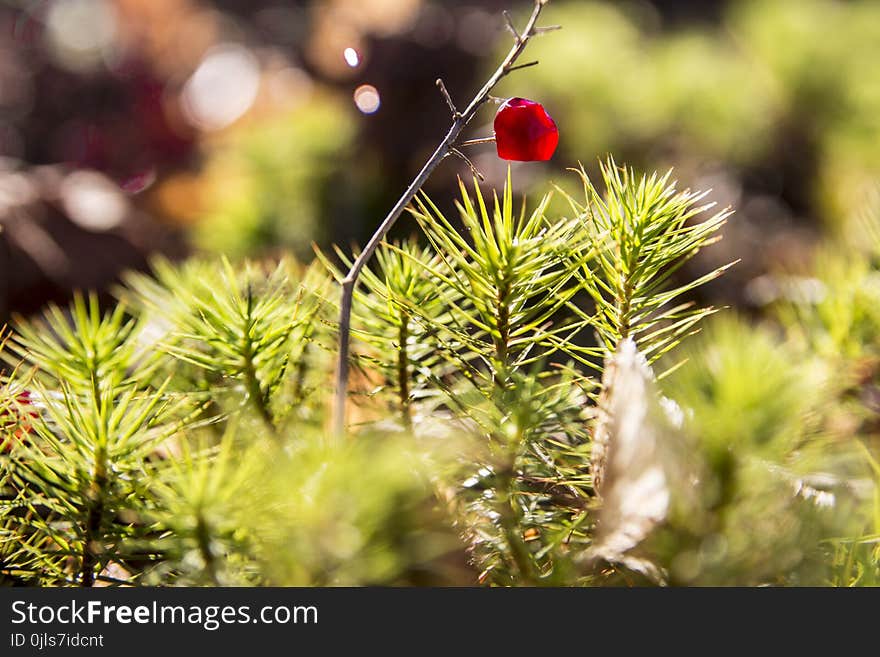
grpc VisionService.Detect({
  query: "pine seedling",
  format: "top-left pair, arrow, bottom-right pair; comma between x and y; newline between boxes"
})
123,257 -> 326,432
5,294 -> 155,394
143,423 -> 265,586
562,158 -> 734,370
1,295 -> 196,586
401,171 -> 597,584
408,170 -> 590,389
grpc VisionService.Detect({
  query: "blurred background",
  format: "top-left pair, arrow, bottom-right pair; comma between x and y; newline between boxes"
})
1,0 -> 879,322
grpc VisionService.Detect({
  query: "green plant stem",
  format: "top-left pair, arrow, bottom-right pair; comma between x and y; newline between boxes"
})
617,277 -> 633,341
494,282 -> 511,386
397,316 -> 413,431
290,341 -> 309,405
459,136 -> 498,147
332,0 -> 554,436
196,513 -> 221,587
243,351 -> 274,431
80,457 -> 107,587
240,288 -> 275,431
493,278 -> 535,582
496,464 -> 537,585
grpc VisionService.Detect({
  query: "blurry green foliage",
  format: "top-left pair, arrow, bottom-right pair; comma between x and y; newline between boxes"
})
657,318 -> 848,585
249,431 -> 467,586
194,97 -> 355,259
507,0 -> 880,225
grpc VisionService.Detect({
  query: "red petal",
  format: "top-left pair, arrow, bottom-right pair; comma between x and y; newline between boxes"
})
494,98 -> 559,162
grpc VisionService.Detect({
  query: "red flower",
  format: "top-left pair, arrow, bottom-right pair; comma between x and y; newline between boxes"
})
493,98 -> 559,162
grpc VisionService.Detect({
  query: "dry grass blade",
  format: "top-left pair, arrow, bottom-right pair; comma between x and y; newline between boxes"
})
587,339 -> 671,583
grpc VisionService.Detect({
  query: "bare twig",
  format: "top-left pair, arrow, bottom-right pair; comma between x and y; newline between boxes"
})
503,11 -> 521,42
506,60 -> 539,73
448,148 -> 485,181
458,136 -> 497,147
332,0 -> 555,436
436,78 -> 460,118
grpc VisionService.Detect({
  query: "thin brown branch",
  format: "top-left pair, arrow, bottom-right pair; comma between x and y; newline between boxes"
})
503,10 -> 521,43
436,78 -> 460,118
332,0 -> 555,436
458,136 -> 497,147
448,148 -> 485,181
506,60 -> 539,73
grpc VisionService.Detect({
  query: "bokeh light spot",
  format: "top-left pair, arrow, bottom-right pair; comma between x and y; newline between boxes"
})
45,0 -> 119,73
353,84 -> 381,114
182,44 -> 260,131
60,170 -> 128,232
343,47 -> 360,68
